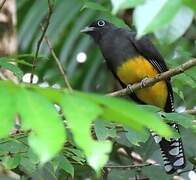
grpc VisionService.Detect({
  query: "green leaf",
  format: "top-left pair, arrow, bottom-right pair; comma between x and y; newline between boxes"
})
142,165 -> 170,180
81,1 -> 108,11
182,0 -> 196,11
0,83 -> 16,138
0,60 -> 23,80
125,126 -> 150,146
64,147 -> 86,165
94,120 -> 117,141
155,6 -> 194,43
2,154 -> 21,170
173,87 -> 184,100
111,0 -> 145,14
173,73 -> 196,88
108,169 -> 136,180
53,155 -> 74,177
133,0 -> 182,38
83,93 -> 173,138
16,89 -> 66,163
20,157 -> 37,175
61,93 -> 112,173
163,112 -> 195,129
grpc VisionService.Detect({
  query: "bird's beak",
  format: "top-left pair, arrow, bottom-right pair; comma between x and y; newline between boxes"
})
80,26 -> 95,33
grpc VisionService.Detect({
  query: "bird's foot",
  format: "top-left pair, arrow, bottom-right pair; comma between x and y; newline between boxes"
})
127,84 -> 133,93
140,77 -> 148,88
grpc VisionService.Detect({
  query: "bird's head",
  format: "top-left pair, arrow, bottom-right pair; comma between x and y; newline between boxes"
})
80,19 -> 114,43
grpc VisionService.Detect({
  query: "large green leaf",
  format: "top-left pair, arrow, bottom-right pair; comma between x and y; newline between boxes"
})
81,1 -> 109,11
182,0 -> 196,11
16,88 -> 66,163
0,83 -> 16,138
163,112 -> 195,129
82,93 -> 173,138
61,93 -> 112,173
155,6 -> 194,43
133,0 -> 182,37
111,0 -> 144,14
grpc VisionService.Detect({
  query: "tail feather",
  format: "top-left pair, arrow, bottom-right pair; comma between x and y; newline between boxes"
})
152,123 -> 185,174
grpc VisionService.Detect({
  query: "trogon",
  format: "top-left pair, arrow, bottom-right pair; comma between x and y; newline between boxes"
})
81,19 -> 185,174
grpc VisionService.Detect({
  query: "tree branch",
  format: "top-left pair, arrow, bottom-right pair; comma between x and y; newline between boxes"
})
42,31 -> 72,91
30,0 -> 54,83
105,162 -> 155,169
0,0 -> 6,11
107,58 -> 196,97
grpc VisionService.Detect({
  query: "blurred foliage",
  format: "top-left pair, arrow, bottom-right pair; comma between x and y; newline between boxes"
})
0,0 -> 195,179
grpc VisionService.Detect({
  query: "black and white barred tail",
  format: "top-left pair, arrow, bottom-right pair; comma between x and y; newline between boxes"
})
153,90 -> 185,173
152,124 -> 185,174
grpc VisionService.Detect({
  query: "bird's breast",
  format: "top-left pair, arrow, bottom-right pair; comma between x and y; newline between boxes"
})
116,56 -> 168,108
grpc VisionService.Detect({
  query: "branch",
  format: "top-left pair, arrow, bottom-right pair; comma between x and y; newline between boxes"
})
108,58 -> 196,97
42,31 -> 73,91
30,0 -> 54,83
105,162 -> 155,169
0,0 -> 6,11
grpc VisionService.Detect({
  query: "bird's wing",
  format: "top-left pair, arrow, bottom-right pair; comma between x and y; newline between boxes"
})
127,32 -> 174,112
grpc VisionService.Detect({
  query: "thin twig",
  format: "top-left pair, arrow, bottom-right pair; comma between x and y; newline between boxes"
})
0,151 -> 28,158
30,0 -> 54,83
108,58 -> 196,97
105,162 -> 155,169
0,0 -> 6,11
42,30 -> 72,91
0,131 -> 30,145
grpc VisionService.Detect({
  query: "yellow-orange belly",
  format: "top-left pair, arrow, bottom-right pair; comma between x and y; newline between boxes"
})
116,56 -> 168,109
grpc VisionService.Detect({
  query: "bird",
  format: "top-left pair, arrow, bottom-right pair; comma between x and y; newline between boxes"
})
81,19 -> 185,174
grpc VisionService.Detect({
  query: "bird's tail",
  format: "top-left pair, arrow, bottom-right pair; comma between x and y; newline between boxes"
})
152,123 -> 185,174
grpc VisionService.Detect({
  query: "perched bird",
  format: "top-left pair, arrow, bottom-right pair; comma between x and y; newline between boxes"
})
81,19 -> 185,174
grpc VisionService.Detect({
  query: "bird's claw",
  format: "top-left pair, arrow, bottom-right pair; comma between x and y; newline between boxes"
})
127,84 -> 133,93
140,77 -> 148,88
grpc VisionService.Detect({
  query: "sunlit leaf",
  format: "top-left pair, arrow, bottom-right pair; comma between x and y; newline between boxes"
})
111,0 -> 144,14
61,93 -> 112,173
82,93 -> 173,138
155,6 -> 194,43
133,0 -> 182,37
0,83 -> 16,138
182,0 -> 196,11
16,89 -> 66,163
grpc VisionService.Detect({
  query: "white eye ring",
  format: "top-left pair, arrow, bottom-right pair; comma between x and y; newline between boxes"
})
97,20 -> 105,27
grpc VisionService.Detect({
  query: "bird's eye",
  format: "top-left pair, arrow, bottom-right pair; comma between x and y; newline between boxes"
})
97,20 -> 105,27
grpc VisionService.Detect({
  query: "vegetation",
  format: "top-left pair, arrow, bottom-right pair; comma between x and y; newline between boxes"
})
0,0 -> 195,179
